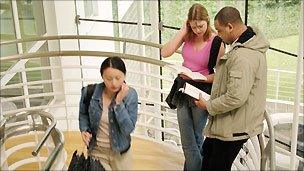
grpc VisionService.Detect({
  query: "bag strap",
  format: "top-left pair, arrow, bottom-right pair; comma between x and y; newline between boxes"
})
84,84 -> 96,108
208,36 -> 223,74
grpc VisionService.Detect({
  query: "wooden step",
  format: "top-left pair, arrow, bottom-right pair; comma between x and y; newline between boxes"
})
3,131 -> 184,170
63,131 -> 184,170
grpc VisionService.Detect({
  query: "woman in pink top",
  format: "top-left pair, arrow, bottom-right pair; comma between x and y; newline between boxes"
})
161,3 -> 225,171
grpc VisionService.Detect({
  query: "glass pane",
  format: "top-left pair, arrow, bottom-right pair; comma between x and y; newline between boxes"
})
0,0 -> 24,110
266,49 -> 303,113
160,0 -> 245,64
0,74 -> 24,110
25,43 -> 52,105
76,0 -> 112,20
118,1 -> 135,22
17,0 -> 46,52
273,117 -> 304,159
29,86 -> 53,107
0,0 -> 17,57
84,0 -> 93,17
143,0 -> 151,24
0,99 -> 25,110
28,97 -> 51,107
161,0 -> 245,30
79,21 -> 115,36
0,60 -> 19,73
7,72 -> 22,85
248,0 -> 300,54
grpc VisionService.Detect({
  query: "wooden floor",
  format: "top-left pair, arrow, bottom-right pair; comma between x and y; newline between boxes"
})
3,131 -> 184,170
64,131 -> 184,170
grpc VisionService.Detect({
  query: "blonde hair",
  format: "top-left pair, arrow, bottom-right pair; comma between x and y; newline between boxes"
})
185,3 -> 212,41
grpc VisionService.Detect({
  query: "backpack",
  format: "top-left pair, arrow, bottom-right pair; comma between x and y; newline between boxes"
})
83,84 -> 96,109
207,36 -> 223,74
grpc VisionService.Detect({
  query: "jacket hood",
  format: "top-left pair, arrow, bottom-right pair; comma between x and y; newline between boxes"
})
231,26 -> 270,54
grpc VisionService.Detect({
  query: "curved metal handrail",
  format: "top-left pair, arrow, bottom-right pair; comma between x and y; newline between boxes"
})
43,127 -> 64,171
0,110 -> 65,170
0,35 -> 182,54
31,110 -> 56,156
0,50 -> 171,67
265,110 -> 276,170
260,110 -> 276,170
0,35 -> 162,48
0,35 -> 278,170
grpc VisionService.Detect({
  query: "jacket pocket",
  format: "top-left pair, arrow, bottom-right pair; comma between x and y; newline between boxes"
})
230,71 -> 242,78
227,70 -> 243,98
211,112 -> 233,138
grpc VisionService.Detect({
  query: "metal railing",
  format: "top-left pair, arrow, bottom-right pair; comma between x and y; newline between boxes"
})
0,35 -> 183,148
0,110 -> 65,171
0,35 -> 290,170
260,110 -> 276,170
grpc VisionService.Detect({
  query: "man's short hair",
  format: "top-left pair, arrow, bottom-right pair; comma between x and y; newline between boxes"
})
214,6 -> 243,26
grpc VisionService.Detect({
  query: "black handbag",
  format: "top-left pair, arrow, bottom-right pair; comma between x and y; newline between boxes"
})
68,150 -> 105,171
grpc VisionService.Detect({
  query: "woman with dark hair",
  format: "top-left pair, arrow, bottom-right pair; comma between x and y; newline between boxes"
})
162,3 -> 225,170
79,57 -> 138,170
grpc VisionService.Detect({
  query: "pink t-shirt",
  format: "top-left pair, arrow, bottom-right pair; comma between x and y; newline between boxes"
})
182,36 -> 215,75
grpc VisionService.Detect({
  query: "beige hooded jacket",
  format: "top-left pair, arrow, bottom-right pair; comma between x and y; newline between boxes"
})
204,26 -> 270,141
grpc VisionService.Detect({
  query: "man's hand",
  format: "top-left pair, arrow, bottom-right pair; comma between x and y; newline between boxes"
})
195,93 -> 207,109
81,131 -> 92,146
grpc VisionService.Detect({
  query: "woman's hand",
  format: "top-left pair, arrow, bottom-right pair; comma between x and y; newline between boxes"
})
179,73 -> 192,80
81,131 -> 92,146
203,74 -> 214,83
115,83 -> 129,104
194,74 -> 214,83
180,73 -> 214,83
180,20 -> 189,37
161,20 -> 188,57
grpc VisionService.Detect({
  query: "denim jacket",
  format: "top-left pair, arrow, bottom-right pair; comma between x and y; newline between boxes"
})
79,83 -> 138,153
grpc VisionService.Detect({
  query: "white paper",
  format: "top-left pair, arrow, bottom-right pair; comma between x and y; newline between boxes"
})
174,65 -> 207,81
179,82 -> 210,100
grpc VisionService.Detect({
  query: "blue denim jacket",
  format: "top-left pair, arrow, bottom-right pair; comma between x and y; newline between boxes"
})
79,83 -> 138,153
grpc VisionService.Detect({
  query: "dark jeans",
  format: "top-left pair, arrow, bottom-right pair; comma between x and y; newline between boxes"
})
201,137 -> 248,171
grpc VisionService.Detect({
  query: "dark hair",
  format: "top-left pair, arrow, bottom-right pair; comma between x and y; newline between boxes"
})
100,57 -> 126,76
185,3 -> 212,41
214,6 -> 243,26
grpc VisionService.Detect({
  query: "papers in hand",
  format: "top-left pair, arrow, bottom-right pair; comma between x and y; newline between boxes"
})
176,66 -> 207,81
178,82 -> 210,100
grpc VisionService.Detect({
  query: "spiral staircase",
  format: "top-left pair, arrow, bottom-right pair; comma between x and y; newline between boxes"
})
0,35 -> 289,170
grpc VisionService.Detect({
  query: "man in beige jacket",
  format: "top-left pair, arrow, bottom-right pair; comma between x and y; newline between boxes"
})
195,6 -> 269,171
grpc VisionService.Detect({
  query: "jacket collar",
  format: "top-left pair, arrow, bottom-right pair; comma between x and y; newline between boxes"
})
230,26 -> 256,51
221,26 -> 256,60
92,82 -> 105,101
91,82 -> 119,107
236,26 -> 256,44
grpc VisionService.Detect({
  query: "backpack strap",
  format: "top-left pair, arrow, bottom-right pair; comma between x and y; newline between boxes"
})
84,84 -> 96,108
208,36 -> 223,74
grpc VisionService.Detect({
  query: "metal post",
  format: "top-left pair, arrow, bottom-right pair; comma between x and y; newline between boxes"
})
11,0 -> 30,108
275,71 -> 280,113
290,1 -> 303,170
150,0 -> 162,141
136,0 -> 148,137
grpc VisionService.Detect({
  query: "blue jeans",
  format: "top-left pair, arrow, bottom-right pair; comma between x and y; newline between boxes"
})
177,101 -> 208,171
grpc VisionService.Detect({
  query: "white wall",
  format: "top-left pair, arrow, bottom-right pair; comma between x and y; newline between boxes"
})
43,0 -> 81,130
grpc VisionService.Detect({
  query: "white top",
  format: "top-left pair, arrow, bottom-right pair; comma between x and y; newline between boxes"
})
96,99 -> 111,148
